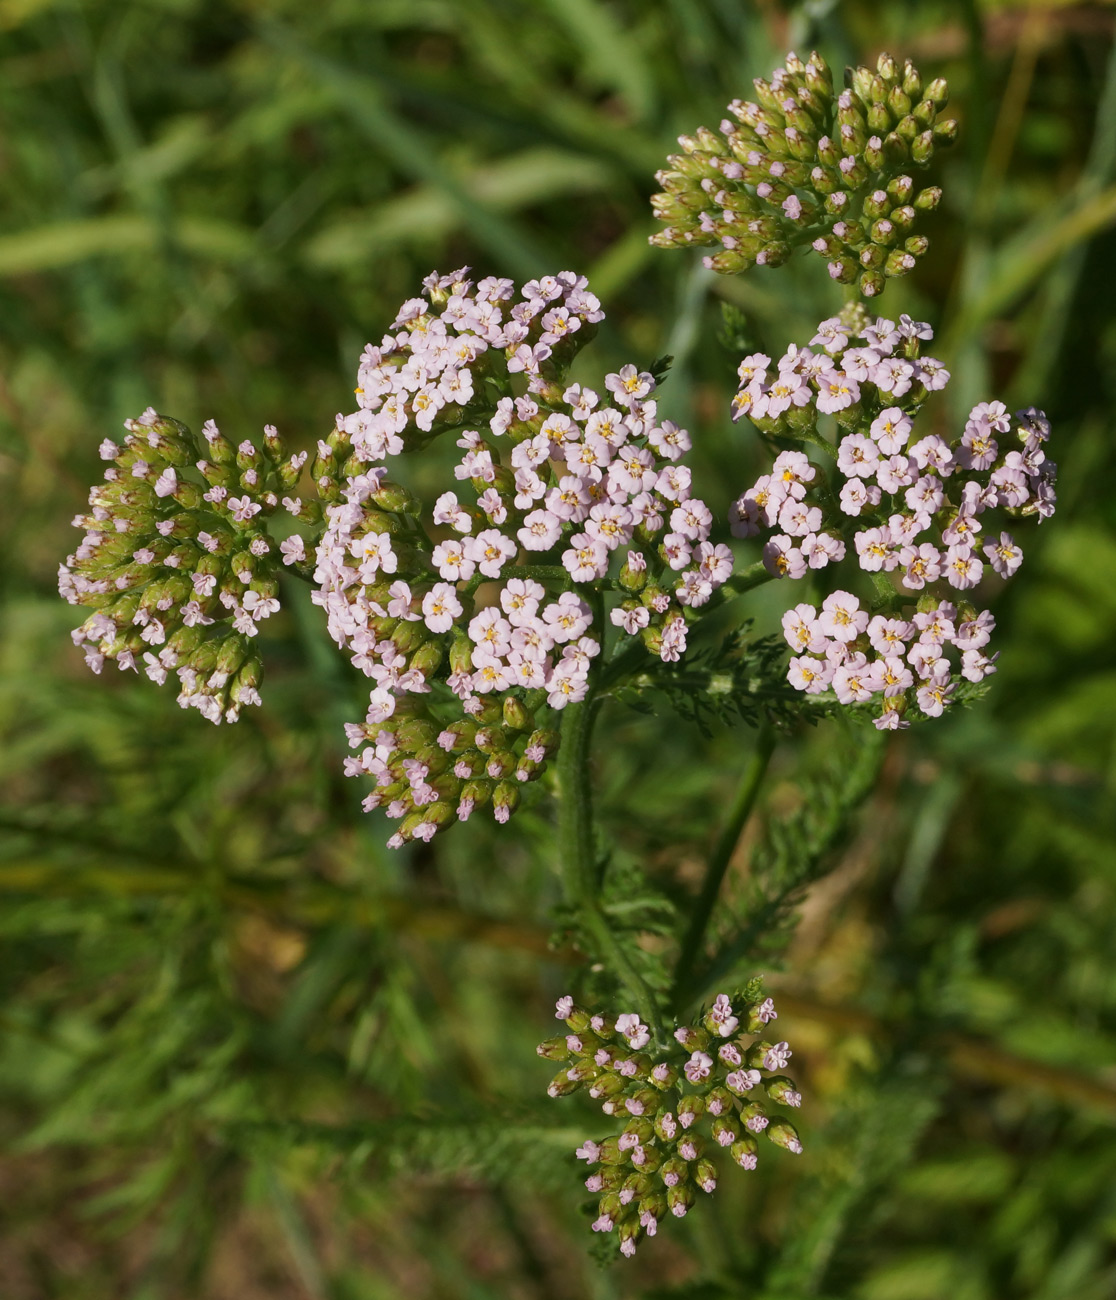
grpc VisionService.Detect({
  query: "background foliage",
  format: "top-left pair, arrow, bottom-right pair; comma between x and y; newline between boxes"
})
2,0 -> 1115,1296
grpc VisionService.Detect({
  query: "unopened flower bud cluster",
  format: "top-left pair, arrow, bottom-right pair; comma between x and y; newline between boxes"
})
59,409 -> 309,723
727,313 -> 1055,729
651,50 -> 956,297
314,269 -> 731,847
541,992 -> 802,1258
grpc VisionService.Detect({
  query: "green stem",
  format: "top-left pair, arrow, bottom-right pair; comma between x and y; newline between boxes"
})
724,560 -> 773,596
557,697 -> 601,905
556,692 -> 659,1026
672,724 -> 776,1008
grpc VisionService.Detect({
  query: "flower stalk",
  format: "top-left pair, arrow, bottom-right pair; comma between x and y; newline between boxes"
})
673,724 -> 776,1006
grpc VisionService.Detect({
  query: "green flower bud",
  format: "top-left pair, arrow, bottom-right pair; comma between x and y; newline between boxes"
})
666,1181 -> 695,1216
915,185 -> 942,211
738,1100 -> 769,1130
757,241 -> 791,268
829,258 -> 858,284
896,113 -> 920,143
536,1035 -> 571,1062
888,85 -> 912,120
492,780 -> 520,822
622,1117 -> 655,1145
677,1094 -> 705,1128
235,442 -> 261,472
214,633 -> 250,678
884,250 -> 917,278
546,1068 -> 582,1098
619,559 -> 647,593
472,697 -> 505,726
389,620 -> 429,656
883,131 -> 909,165
703,250 -> 755,275
229,656 -> 263,705
911,130 -> 935,167
624,1088 -> 660,1118
170,479 -> 204,510
410,639 -> 444,679
711,1115 -> 740,1146
659,1156 -> 688,1186
501,696 -> 534,731
923,77 -> 949,109
766,1075 -> 802,1107
485,749 -> 517,780
913,97 -> 938,128
598,1137 -> 624,1166
859,270 -> 886,297
730,1135 -> 759,1168
372,479 -> 422,515
766,1119 -> 803,1154
638,1188 -> 668,1222
694,1158 -> 718,1193
448,632 -> 474,676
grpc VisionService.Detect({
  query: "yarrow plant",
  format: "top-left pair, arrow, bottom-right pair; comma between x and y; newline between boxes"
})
59,47 -> 1058,1263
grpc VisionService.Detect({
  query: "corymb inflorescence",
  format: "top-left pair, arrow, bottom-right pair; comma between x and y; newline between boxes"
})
650,50 -> 957,297
541,990 -> 801,1257
59,409 -> 311,724
316,269 -> 731,847
726,308 -> 1055,731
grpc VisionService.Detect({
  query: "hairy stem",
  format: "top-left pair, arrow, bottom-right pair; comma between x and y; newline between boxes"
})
556,694 -> 659,1025
672,723 -> 776,1008
724,560 -> 773,596
557,697 -> 602,905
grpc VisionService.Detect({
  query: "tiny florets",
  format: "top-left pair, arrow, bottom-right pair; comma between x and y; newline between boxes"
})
60,410 -> 310,723
650,50 -> 956,298
316,269 -> 730,846
726,313 -> 1055,729
543,988 -> 803,1258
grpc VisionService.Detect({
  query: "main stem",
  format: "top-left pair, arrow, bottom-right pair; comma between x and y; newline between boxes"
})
672,723 -> 776,1008
557,696 -> 601,905
556,696 -> 659,1026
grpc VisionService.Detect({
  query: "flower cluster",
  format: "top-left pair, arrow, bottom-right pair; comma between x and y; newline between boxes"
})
59,409 -> 309,723
313,269 -> 731,847
728,312 -> 1056,728
541,990 -> 801,1258
650,50 -> 956,297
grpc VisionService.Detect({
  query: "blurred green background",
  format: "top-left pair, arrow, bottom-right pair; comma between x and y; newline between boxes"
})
2,1 -> 1116,1296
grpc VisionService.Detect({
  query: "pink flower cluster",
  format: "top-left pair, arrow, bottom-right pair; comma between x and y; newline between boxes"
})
341,267 -> 604,461
543,991 -> 802,1258
727,314 -> 1055,725
314,269 -> 731,846
782,593 -> 996,730
60,409 -> 305,723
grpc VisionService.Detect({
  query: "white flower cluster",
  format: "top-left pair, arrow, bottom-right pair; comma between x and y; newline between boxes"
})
60,409 -> 305,723
727,314 -> 1055,727
312,269 -> 731,846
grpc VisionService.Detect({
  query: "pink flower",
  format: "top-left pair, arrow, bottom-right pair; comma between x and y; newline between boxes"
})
684,1051 -> 714,1083
837,434 -> 879,479
227,494 -> 261,522
818,590 -> 868,642
422,583 -> 462,634
899,542 -> 942,590
985,531 -> 1023,577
